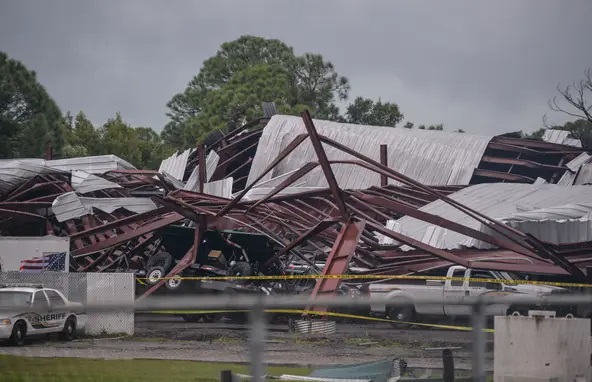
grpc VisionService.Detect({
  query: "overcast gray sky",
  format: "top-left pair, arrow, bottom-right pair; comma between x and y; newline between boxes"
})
1,0 -> 591,135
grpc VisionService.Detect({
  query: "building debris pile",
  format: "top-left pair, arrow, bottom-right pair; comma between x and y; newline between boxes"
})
1,106 -> 592,299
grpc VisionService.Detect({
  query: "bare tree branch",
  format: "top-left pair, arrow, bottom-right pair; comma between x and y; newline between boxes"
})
548,69 -> 592,124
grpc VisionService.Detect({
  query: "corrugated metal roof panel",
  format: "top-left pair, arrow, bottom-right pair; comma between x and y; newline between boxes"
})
203,178 -> 233,198
543,129 -> 570,144
71,170 -> 122,194
241,186 -> 323,201
52,192 -> 157,222
557,170 -> 576,185
574,163 -> 592,185
184,151 -> 220,192
158,149 -> 192,181
492,217 -> 592,245
563,138 -> 583,147
248,115 -> 493,188
542,129 -> 582,147
0,155 -> 134,195
566,152 -> 591,172
47,155 -> 136,173
384,183 -> 592,249
504,203 -> 592,221
0,159 -> 60,195
51,192 -> 91,222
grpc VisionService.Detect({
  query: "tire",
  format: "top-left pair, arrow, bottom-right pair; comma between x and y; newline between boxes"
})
165,275 -> 182,291
146,266 -> 166,286
59,316 -> 77,341
387,301 -> 415,329
9,321 -> 26,346
507,305 -> 527,317
228,262 -> 252,284
146,252 -> 173,271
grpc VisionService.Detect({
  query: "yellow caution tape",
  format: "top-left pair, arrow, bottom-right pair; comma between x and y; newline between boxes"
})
137,273 -> 592,289
143,308 -> 492,333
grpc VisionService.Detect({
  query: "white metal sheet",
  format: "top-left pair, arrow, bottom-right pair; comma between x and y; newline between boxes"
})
247,115 -> 493,189
384,183 -> 592,249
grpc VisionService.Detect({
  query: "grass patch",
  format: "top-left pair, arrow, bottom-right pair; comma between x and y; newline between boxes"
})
0,355 -> 310,382
213,337 -> 243,344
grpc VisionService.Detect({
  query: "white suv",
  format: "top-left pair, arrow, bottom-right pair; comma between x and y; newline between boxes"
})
0,284 -> 87,346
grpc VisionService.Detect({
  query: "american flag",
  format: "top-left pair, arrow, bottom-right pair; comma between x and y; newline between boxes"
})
19,252 -> 67,272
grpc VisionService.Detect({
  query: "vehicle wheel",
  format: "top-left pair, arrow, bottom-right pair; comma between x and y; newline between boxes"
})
228,262 -> 252,284
9,321 -> 26,346
146,252 -> 173,271
59,316 -> 77,341
146,266 -> 166,286
507,305 -> 527,317
165,275 -> 183,291
387,302 -> 415,329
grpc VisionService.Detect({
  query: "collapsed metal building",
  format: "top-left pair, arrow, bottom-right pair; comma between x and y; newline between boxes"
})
1,108 -> 592,298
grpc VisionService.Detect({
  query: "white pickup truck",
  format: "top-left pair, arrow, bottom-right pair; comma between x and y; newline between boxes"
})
368,265 -> 573,327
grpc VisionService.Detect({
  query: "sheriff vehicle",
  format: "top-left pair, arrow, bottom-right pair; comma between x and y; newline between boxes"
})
0,284 -> 86,346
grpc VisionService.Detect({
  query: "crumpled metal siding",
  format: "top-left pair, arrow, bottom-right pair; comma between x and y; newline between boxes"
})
0,159 -> 58,194
248,115 -> 493,188
202,178 -> 233,199
241,186 -> 324,201
0,156 -> 137,196
383,183 -> 592,249
566,152 -> 591,172
47,155 -> 136,173
503,202 -> 592,221
184,151 -> 220,192
558,170 -> 577,185
71,170 -> 122,194
158,148 -> 192,182
574,163 -> 592,185
542,129 -> 582,147
52,192 -> 157,222
503,217 -> 592,245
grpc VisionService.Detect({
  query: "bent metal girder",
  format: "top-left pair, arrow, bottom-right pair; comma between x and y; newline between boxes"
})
2,110 -> 589,284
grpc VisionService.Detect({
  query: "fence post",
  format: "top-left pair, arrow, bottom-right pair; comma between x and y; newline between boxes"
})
220,370 -> 233,382
442,348 -> 454,382
249,296 -> 266,382
471,298 -> 486,382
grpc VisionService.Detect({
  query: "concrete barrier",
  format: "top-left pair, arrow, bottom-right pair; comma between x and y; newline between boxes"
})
494,313 -> 591,382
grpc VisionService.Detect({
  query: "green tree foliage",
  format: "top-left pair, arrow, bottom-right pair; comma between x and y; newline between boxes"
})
343,97 -> 403,127
164,35 -> 350,148
401,121 -> 446,131
417,123 -> 444,131
62,111 -> 101,157
0,51 -> 64,158
63,112 -> 173,169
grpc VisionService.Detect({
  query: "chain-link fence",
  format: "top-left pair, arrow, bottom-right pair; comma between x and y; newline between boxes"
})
0,271 -> 134,336
1,288 -> 591,381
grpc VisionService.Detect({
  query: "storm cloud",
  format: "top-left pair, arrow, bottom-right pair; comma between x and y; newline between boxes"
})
1,0 -> 591,134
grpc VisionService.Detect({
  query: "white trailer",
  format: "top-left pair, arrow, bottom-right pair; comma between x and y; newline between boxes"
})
0,236 -> 70,272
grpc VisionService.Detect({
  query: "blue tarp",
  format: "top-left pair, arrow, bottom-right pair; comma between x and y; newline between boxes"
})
309,358 -> 401,382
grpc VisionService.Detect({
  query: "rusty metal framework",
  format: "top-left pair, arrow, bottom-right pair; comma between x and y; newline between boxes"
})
1,110 -> 592,299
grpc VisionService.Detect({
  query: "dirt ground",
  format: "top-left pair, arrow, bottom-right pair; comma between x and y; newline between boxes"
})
0,314 -> 494,371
